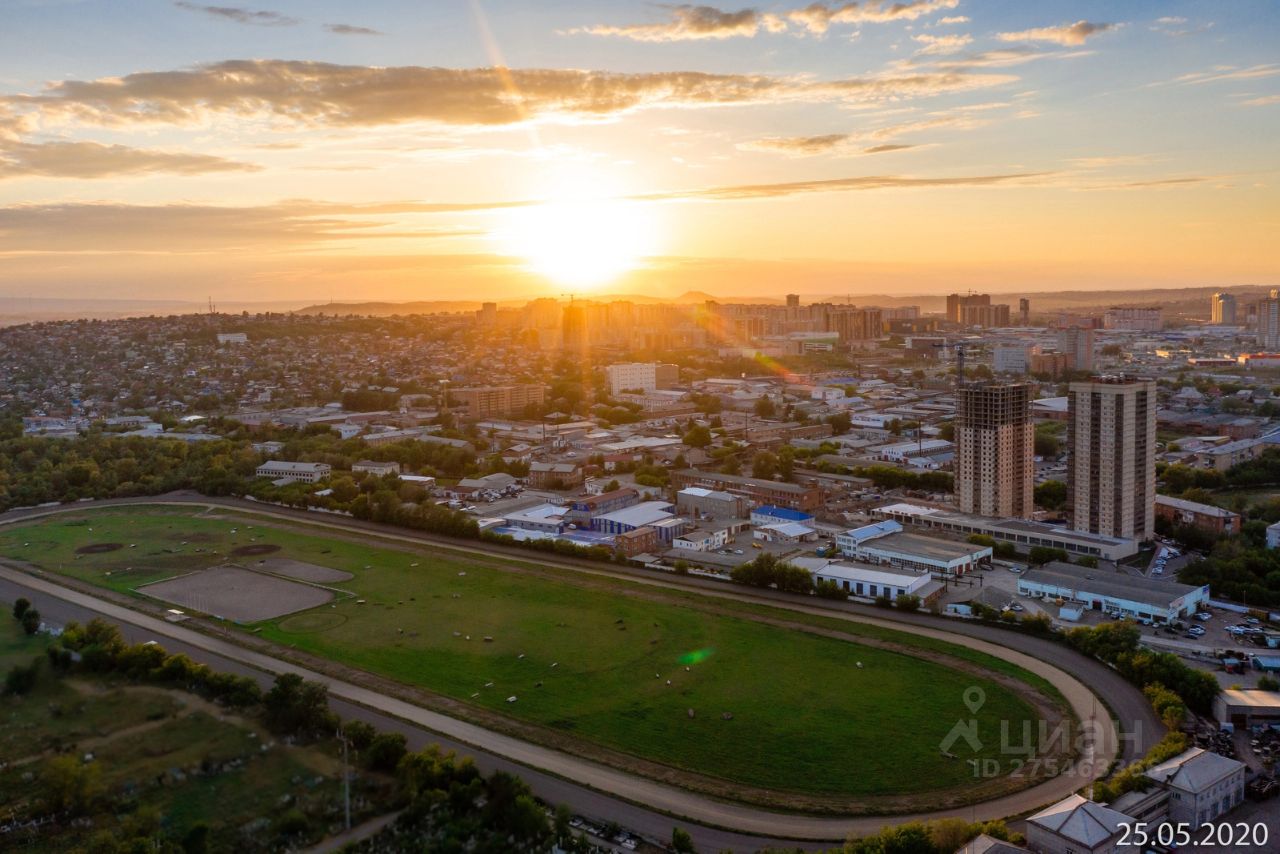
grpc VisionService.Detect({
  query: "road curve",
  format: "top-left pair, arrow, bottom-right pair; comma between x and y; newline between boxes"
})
0,496 -> 1160,844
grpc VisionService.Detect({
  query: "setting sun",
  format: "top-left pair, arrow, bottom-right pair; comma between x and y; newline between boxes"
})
497,177 -> 659,290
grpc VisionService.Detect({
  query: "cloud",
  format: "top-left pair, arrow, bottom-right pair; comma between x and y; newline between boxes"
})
937,15 -> 968,25
1079,176 -> 1209,191
788,0 -> 959,34
0,140 -> 258,180
325,23 -> 384,36
996,21 -> 1116,46
1238,94 -> 1280,107
172,2 -> 298,26
0,201 -> 476,253
4,60 -> 1016,130
1176,64 -> 1280,85
740,113 -> 987,156
913,33 -> 972,56
862,143 -> 916,153
1150,16 -> 1212,37
638,171 -> 1045,201
572,5 -> 767,41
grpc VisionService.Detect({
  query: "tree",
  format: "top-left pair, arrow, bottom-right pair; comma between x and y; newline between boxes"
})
895,594 -> 921,612
753,395 -> 777,418
4,660 -> 38,695
682,424 -> 712,448
12,597 -> 30,620
1029,546 -> 1069,566
41,755 -> 103,815
827,411 -> 852,435
1034,479 -> 1068,511
671,827 -> 696,853
20,608 -> 40,635
263,673 -> 335,738
365,732 -> 408,773
751,451 -> 778,480
1259,674 -> 1280,692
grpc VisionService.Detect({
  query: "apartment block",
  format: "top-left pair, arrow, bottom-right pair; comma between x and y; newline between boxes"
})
1068,376 -> 1157,541
450,384 -> 545,418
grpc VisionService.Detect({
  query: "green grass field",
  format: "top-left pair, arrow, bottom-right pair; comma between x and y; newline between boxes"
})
0,507 -> 1060,800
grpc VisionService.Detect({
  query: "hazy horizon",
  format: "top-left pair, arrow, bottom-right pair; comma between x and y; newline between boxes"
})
2,0 -> 1277,303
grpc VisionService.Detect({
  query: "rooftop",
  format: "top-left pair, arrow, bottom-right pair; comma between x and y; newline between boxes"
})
1144,747 -> 1243,792
1027,794 -> 1128,847
1021,561 -> 1205,609
859,531 -> 989,561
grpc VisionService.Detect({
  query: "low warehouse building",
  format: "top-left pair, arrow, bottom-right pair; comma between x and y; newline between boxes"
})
1213,689 -> 1280,728
795,557 -> 940,605
1017,561 -> 1209,624
839,523 -> 991,577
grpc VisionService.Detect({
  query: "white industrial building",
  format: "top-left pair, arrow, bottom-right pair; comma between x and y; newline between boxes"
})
1018,561 -> 1209,624
874,502 -> 1139,561
1025,794 -> 1129,854
673,528 -> 731,552
794,558 -> 937,603
836,519 -> 990,577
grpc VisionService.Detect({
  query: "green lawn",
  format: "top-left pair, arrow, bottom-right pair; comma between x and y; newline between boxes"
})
0,607 -> 46,671
0,507 -> 1057,800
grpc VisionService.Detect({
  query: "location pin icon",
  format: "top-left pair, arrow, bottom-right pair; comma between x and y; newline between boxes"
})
963,687 -> 986,714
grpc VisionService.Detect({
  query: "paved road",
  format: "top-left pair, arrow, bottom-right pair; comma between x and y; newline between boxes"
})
0,496 -> 1163,847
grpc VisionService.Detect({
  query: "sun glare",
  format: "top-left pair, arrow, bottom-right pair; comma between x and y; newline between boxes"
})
497,172 -> 658,290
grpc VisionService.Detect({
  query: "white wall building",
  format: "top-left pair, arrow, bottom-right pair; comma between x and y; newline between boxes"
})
254,461 -> 331,483
1144,748 -> 1245,830
606,362 -> 658,396
672,528 -> 731,552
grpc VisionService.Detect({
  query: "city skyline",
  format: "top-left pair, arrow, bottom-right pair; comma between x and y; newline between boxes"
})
1,0 -> 1277,302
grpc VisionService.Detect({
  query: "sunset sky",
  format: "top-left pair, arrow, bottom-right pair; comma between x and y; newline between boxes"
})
1,0 -> 1277,304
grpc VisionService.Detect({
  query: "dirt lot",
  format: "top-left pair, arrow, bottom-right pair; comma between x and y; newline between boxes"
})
137,564 -> 333,622
255,557 -> 353,584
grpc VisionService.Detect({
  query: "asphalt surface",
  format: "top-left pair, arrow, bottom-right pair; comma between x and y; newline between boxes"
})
0,495 -> 1165,849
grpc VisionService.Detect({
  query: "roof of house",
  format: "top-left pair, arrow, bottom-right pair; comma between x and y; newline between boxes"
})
1154,494 -> 1239,519
1027,794 -> 1128,847
957,834 -> 1027,854
1144,747 -> 1243,792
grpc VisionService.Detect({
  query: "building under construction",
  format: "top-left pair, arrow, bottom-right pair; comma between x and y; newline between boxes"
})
954,382 -> 1035,519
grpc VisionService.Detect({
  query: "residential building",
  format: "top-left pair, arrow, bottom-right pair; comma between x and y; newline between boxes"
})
961,303 -> 1011,328
1018,560 -> 1209,623
1025,793 -> 1129,854
1154,494 -> 1241,536
1267,520 -> 1280,549
1068,376 -> 1157,541
352,460 -> 401,477
874,502 -> 1140,561
955,382 -> 1034,519
1103,307 -> 1162,332
1258,289 -> 1280,350
1056,326 -> 1095,372
449,385 -> 545,418
671,470 -> 823,512
1210,292 -> 1237,325
255,460 -> 331,483
1029,352 -> 1071,378
1018,298 -> 1030,326
527,461 -> 583,489
992,343 -> 1032,374
946,293 -> 990,323
605,362 -> 658,396
216,332 -> 248,344
1143,748 -> 1245,830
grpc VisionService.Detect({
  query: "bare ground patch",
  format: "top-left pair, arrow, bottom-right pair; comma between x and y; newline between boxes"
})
230,543 -> 281,557
137,565 -> 332,622
76,542 -> 123,554
255,557 -> 352,584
